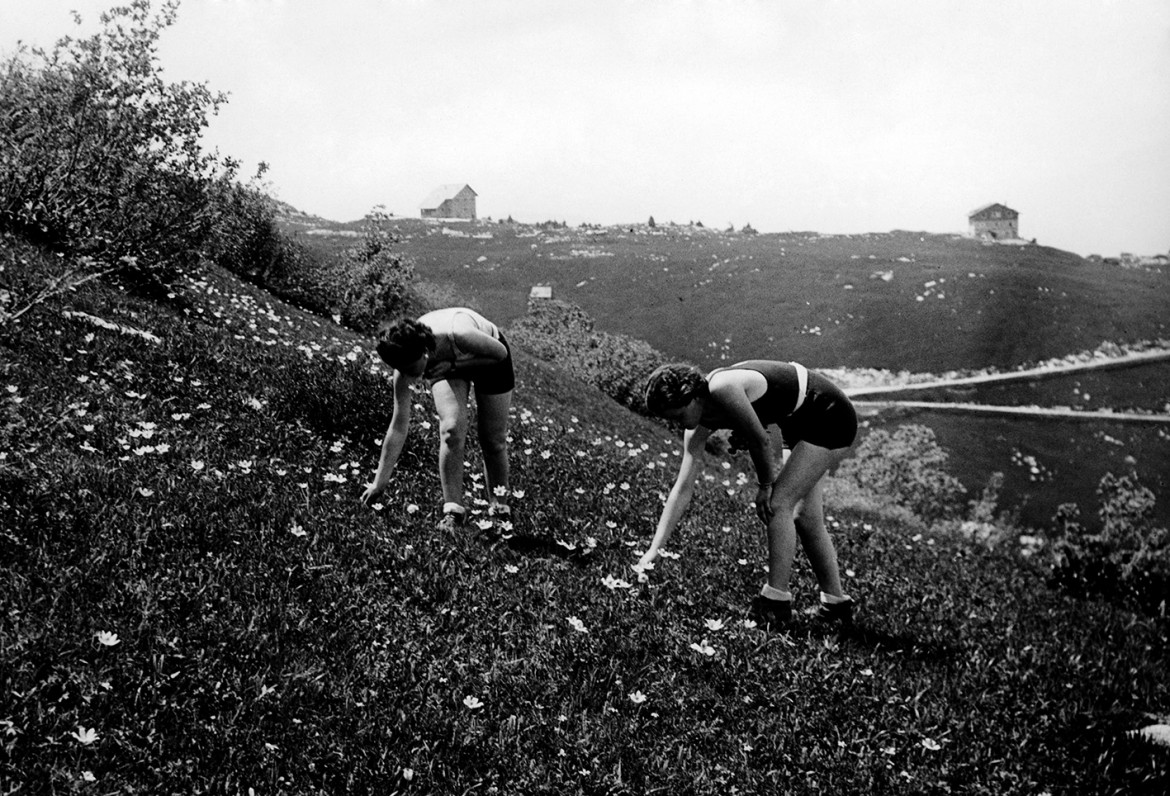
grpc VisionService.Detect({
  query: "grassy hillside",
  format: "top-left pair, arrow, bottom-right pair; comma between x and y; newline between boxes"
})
291,217 -> 1170,530
2,241 -> 1166,794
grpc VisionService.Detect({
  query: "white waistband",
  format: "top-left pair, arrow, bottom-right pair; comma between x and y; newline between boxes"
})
790,362 -> 808,414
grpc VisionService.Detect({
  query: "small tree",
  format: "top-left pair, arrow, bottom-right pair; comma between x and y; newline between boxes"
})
0,0 -> 235,311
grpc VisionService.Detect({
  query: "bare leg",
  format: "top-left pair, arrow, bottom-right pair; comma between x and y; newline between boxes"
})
765,441 -> 849,593
795,474 -> 845,597
431,379 -> 471,507
474,388 -> 512,503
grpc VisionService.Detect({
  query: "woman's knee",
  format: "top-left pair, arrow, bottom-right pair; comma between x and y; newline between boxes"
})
439,415 -> 468,446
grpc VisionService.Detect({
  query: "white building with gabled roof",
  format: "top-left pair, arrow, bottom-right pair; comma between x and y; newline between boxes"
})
420,184 -> 477,220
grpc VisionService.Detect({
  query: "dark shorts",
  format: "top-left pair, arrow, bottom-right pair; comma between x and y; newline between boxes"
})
430,333 -> 515,396
778,371 -> 857,450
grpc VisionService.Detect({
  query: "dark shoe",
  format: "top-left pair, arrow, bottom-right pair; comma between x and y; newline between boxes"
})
750,596 -> 793,629
436,509 -> 466,532
813,598 -> 854,626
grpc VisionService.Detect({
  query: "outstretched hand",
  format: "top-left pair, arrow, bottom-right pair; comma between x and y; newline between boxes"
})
360,482 -> 386,507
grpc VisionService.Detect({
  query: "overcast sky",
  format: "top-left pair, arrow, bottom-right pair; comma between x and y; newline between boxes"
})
4,0 -> 1168,257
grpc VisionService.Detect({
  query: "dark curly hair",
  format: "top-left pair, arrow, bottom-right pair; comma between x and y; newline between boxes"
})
375,318 -> 436,367
644,364 -> 708,416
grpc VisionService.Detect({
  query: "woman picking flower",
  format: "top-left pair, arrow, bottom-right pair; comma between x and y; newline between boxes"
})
361,307 -> 513,530
639,360 -> 857,627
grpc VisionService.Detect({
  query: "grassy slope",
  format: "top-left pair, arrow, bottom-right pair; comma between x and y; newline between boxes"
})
1,246 -> 1166,794
297,219 -> 1170,530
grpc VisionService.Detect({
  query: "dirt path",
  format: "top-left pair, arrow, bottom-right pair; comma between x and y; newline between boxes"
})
845,347 -> 1170,423
853,400 -> 1170,423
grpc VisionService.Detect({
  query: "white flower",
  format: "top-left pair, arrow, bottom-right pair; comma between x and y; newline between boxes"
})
71,726 -> 99,745
567,616 -> 589,633
511,489 -> 525,499
601,575 -> 631,590
463,695 -> 483,710
741,619 -> 758,629
190,460 -> 205,471
659,550 -> 680,560
704,618 -> 725,632
95,631 -> 120,647
505,565 -> 519,574
137,488 -> 154,497
628,691 -> 647,704
406,504 -> 419,514
921,738 -> 941,751
689,640 -> 716,657
476,519 -> 494,530
289,522 -> 307,538
81,771 -> 96,782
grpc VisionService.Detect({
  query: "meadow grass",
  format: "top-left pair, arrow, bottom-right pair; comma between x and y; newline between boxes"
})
1,248 -> 1167,794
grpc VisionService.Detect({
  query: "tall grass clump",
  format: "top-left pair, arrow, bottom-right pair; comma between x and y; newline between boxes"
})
1048,471 -> 1169,617
829,424 -> 968,524
0,0 -> 237,307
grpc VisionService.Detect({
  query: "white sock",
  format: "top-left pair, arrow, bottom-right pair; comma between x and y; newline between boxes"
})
761,585 -> 792,602
820,591 -> 851,605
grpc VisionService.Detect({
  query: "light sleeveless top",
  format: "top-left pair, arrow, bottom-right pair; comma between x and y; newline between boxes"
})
418,307 -> 501,367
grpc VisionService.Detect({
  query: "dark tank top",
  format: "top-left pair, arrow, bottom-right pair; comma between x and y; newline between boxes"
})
711,360 -> 802,425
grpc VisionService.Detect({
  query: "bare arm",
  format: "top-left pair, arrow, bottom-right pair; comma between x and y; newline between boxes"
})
638,424 -> 711,568
708,374 -> 778,523
360,370 -> 415,506
445,313 -> 508,372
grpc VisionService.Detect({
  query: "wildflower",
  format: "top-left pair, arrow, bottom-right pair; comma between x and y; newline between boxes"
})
402,768 -> 415,782
704,618 -> 725,632
861,668 -> 874,677
741,619 -> 758,629
540,450 -> 552,460
601,575 -> 631,590
660,550 -> 680,560
95,631 -> 120,647
620,482 -> 630,490
406,504 -> 419,514
190,460 -> 205,471
505,565 -> 519,574
689,640 -> 716,657
628,691 -> 647,704
289,522 -> 307,538
137,488 -> 154,497
921,738 -> 941,751
476,519 -> 494,530
605,520 -> 618,529
493,485 -> 508,497
463,695 -> 483,710
511,489 -> 525,499
70,726 -> 99,745
567,616 -> 588,633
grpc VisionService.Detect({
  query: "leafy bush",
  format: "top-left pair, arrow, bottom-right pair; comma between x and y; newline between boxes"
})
832,424 -> 968,522
0,0 -> 234,294
1049,472 -> 1169,616
507,297 -> 670,414
332,207 -> 417,331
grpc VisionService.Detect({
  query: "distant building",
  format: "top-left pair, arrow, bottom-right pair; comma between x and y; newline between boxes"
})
529,284 -> 553,300
421,184 -> 477,220
968,203 -> 1019,240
